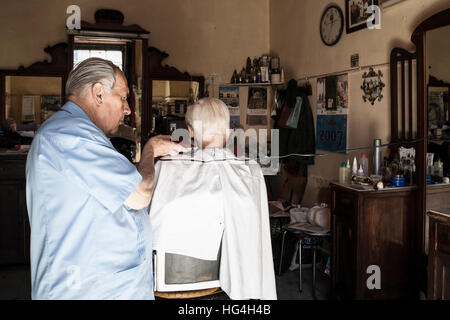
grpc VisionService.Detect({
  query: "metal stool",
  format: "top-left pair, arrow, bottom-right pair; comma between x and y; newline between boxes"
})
278,227 -> 330,299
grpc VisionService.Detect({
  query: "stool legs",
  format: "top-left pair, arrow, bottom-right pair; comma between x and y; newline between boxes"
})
278,230 -> 288,276
312,245 -> 317,299
298,238 -> 302,293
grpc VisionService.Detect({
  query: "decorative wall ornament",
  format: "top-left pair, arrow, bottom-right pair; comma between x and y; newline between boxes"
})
361,67 -> 385,105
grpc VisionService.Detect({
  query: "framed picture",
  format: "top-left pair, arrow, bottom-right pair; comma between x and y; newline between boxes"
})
345,0 -> 379,34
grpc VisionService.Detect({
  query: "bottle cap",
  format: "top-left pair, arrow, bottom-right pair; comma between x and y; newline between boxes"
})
361,152 -> 367,157
341,162 -> 346,167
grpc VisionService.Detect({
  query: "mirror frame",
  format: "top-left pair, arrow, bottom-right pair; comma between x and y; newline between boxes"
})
411,8 -> 450,255
0,43 -> 68,124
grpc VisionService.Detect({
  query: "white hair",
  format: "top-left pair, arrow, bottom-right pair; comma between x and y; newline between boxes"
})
65,57 -> 120,97
185,97 -> 230,145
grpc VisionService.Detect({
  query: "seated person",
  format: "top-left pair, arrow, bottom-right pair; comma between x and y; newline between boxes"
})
149,97 -> 277,300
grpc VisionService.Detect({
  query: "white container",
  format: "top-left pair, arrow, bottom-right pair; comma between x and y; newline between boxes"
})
289,207 -> 309,223
434,160 -> 444,178
339,163 -> 347,184
271,73 -> 281,83
313,207 -> 330,229
352,157 -> 358,176
307,203 -> 328,225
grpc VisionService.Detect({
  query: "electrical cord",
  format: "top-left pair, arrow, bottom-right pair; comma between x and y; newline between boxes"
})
156,138 -> 424,163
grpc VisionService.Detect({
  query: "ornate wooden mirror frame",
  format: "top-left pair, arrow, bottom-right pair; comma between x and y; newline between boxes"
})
390,7 -> 450,291
0,43 -> 68,124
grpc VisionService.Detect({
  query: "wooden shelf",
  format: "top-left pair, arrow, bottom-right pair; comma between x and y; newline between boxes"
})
221,82 -> 286,87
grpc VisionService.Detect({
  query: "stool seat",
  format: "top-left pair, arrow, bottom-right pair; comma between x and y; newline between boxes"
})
154,287 -> 222,299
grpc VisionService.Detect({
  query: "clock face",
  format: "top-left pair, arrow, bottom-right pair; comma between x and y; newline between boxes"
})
320,5 -> 344,46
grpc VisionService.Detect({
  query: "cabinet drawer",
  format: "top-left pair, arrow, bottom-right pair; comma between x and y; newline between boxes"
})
333,191 -> 357,217
0,161 -> 26,179
437,223 -> 450,254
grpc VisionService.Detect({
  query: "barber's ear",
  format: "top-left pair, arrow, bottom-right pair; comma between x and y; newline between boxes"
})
92,83 -> 104,105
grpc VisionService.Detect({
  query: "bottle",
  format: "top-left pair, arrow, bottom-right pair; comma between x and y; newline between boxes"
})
373,139 -> 382,176
352,157 -> 358,177
257,66 -> 262,83
346,159 -> 351,182
435,158 -> 444,178
357,164 -> 364,176
339,162 -> 347,184
246,57 -> 252,75
360,153 -> 369,176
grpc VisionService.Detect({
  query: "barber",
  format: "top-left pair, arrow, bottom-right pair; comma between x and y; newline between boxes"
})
26,57 -> 186,299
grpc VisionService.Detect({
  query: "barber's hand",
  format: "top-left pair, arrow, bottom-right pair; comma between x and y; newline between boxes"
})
146,135 -> 189,157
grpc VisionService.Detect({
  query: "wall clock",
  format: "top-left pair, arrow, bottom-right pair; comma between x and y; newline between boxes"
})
320,5 -> 344,46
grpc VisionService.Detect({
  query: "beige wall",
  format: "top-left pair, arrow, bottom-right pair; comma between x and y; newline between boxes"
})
0,0 -> 270,81
270,0 -> 450,207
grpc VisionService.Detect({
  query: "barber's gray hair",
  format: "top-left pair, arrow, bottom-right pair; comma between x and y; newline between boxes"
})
185,97 -> 230,143
65,57 -> 120,97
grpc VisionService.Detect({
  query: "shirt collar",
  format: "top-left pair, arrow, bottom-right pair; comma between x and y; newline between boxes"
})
61,101 -> 91,121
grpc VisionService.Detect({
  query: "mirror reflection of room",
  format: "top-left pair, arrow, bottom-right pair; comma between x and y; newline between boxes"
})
151,80 -> 199,136
426,25 -> 450,182
0,76 -> 62,150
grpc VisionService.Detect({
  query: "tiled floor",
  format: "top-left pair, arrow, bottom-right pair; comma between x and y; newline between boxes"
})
0,262 -> 330,300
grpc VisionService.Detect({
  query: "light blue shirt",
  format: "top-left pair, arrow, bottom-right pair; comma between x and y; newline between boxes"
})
26,101 -> 154,300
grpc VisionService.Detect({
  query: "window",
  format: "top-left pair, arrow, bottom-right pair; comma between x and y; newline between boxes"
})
73,41 -> 127,73
74,49 -> 123,71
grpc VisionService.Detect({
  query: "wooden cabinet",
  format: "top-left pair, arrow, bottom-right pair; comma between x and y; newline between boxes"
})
330,182 -> 418,299
425,184 -> 450,254
0,154 -> 30,265
427,209 -> 450,300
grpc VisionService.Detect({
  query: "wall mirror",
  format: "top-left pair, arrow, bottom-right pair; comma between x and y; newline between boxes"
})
5,76 -> 62,127
390,7 -> 450,294
151,80 -> 200,135
0,43 -> 67,150
412,9 -> 450,255
426,25 -> 450,156
144,46 -> 204,140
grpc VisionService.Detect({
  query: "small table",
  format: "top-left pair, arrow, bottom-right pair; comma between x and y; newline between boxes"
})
278,225 -> 330,299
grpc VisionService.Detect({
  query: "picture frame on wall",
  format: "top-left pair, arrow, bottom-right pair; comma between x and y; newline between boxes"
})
345,0 -> 379,34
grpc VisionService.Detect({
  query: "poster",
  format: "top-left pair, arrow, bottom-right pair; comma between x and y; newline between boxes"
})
22,96 -> 35,122
316,114 -> 348,152
247,87 -> 267,125
317,74 -> 348,115
219,86 -> 240,128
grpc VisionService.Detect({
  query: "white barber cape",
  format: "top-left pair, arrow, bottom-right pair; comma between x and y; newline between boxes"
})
149,147 -> 277,300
